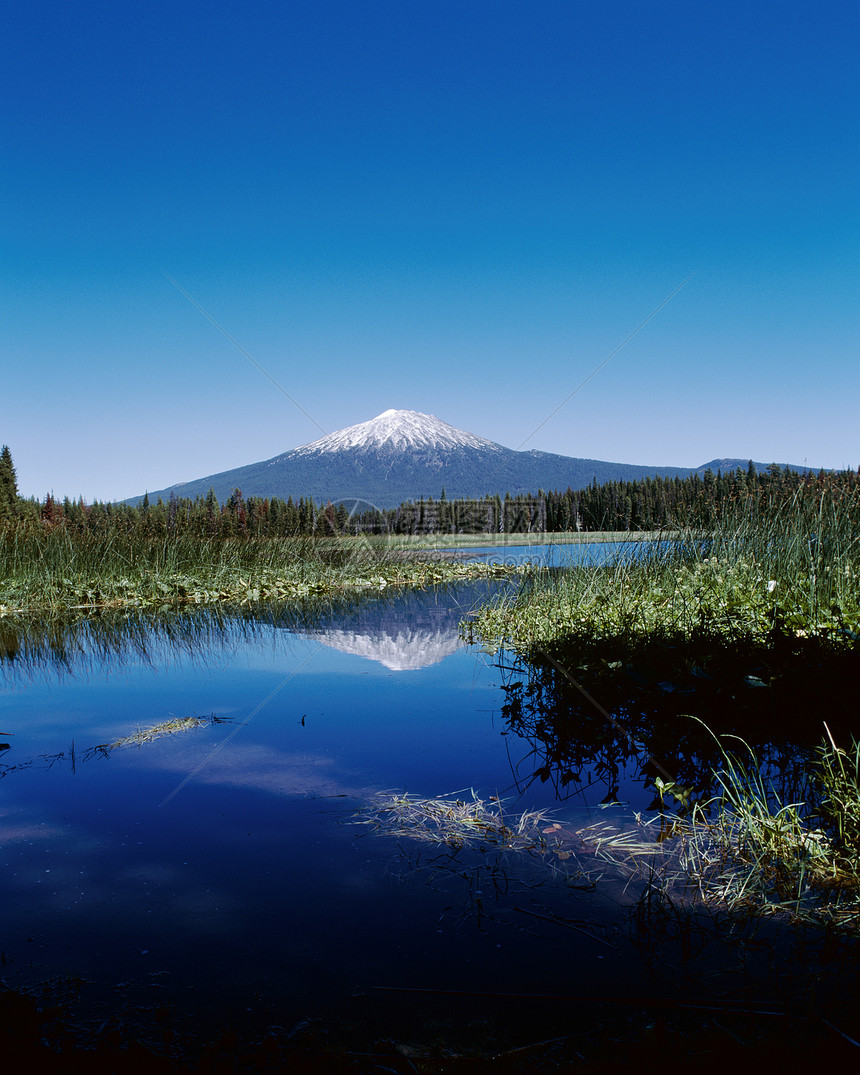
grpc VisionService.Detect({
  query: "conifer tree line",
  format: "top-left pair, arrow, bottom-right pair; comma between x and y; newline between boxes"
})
1,443 -> 857,538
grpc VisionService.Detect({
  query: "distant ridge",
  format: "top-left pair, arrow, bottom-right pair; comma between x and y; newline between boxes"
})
128,409 -> 812,509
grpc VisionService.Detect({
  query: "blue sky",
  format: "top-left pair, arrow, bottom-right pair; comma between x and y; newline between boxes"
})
4,1 -> 858,501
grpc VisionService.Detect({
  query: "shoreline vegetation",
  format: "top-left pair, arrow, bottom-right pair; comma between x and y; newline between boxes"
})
3,447 -> 856,619
468,475 -> 860,653
465,474 -> 860,928
0,527 -> 517,617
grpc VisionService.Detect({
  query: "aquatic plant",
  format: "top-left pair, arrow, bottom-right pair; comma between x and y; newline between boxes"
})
632,723 -> 860,929
357,791 -> 666,888
0,713 -> 229,779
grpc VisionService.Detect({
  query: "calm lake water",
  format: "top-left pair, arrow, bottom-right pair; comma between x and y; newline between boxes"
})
453,538 -> 644,566
1,575 -> 856,1046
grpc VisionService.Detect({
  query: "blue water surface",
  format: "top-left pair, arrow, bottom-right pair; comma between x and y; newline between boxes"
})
1,580 -> 655,1035
0,573 -> 814,1041
459,537 -> 653,567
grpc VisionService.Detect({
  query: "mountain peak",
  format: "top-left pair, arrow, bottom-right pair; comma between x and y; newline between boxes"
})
292,409 -> 503,456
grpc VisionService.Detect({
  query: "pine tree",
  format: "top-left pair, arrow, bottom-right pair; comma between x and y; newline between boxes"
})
0,445 -> 18,521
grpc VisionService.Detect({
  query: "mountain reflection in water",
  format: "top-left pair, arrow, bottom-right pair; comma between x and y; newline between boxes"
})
289,584 -> 502,670
1,579 -> 858,1054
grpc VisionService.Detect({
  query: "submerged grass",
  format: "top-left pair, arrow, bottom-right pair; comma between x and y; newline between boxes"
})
360,724 -> 860,931
107,714 -> 215,749
357,791 -> 665,886
0,713 -> 227,778
359,791 -> 555,852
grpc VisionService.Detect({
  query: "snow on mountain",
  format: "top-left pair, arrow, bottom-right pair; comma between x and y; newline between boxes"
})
291,409 -> 503,457
127,405 -> 811,510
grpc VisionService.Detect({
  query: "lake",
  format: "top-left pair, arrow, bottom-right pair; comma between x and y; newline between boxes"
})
1,576 -> 856,1056
440,537 -> 650,567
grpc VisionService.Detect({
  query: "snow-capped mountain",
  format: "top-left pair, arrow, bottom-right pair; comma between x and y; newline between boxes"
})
301,625 -> 462,671
292,409 -> 503,456
128,408 -> 797,509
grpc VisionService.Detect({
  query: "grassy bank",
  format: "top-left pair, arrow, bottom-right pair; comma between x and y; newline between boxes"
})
469,484 -> 860,653
0,526 -> 514,615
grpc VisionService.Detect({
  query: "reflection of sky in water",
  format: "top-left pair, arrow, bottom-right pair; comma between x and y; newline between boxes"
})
3,582 -> 652,1027
0,576 -> 825,1035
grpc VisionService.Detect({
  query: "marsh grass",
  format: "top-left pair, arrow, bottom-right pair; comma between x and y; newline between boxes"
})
630,724 -> 860,929
816,723 -> 860,874
0,526 -> 515,615
470,484 -> 860,652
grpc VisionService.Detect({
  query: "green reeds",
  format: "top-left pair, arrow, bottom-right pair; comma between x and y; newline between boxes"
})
647,722 -> 860,927
470,482 -> 860,652
0,525 -> 515,615
815,723 -> 860,876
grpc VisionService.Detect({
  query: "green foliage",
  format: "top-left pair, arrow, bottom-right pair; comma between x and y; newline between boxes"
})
471,479 -> 860,652
0,445 -> 19,521
665,722 -> 860,925
0,524 -> 515,615
816,724 -> 860,872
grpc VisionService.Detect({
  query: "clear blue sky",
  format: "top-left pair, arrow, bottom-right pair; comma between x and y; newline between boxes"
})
4,1 -> 858,502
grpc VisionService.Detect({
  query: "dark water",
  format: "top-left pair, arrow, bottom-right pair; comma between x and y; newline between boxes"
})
1,580 -> 856,1046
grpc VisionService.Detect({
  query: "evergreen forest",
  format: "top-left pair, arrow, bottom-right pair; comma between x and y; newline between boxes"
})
2,445 -> 856,539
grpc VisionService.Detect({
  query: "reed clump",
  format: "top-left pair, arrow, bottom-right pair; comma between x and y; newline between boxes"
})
647,723 -> 860,928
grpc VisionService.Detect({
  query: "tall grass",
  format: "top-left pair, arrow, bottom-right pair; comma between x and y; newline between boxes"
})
467,485 -> 860,916
0,525 -> 513,614
662,723 -> 860,926
470,483 -> 860,652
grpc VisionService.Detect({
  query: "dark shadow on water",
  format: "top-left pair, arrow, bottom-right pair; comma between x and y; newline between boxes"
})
495,632 -> 860,812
